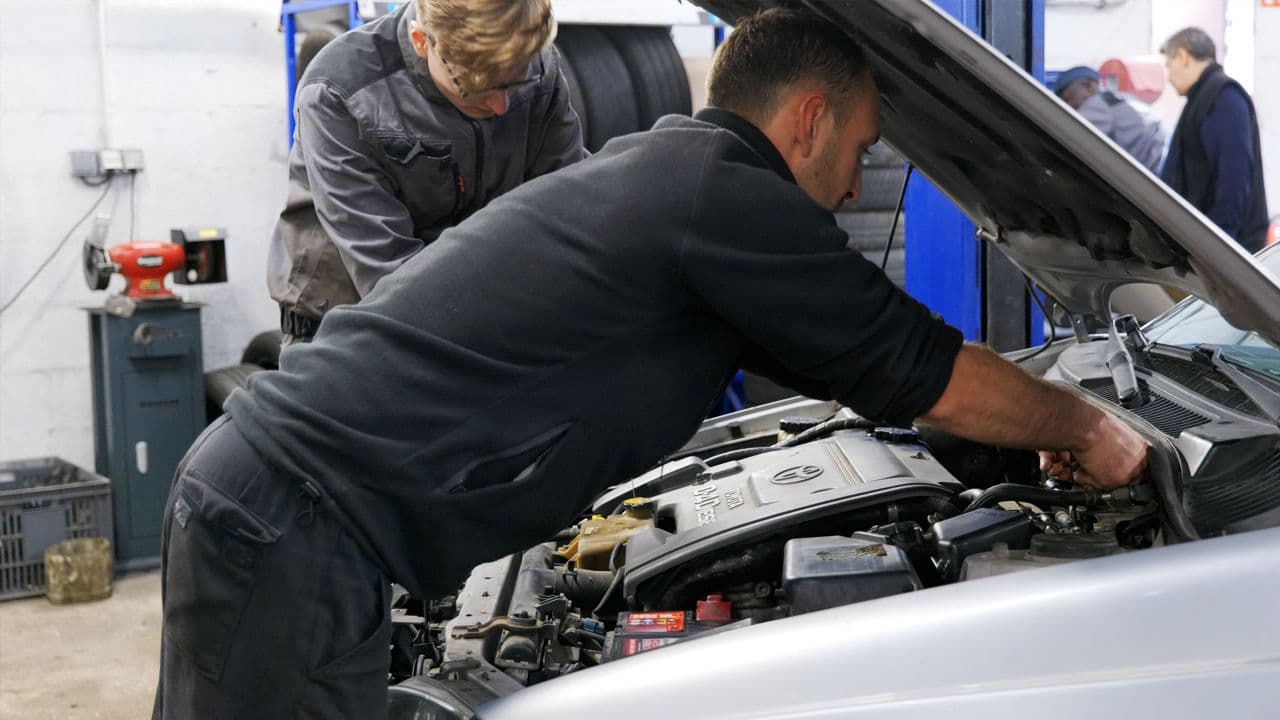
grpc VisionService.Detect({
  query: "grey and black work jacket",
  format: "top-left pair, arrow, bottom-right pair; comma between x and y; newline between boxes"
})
267,3 -> 585,323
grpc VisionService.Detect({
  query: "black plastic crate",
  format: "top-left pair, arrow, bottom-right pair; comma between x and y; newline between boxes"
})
0,457 -> 114,601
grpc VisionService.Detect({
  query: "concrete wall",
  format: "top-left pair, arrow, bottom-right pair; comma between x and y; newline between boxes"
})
0,0 -> 287,467
1046,0 -> 1154,71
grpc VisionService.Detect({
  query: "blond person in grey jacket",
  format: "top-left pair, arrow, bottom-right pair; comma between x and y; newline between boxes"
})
269,0 -> 585,343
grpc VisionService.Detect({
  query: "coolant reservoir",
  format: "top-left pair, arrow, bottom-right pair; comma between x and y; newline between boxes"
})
961,533 -> 1120,580
557,498 -> 656,571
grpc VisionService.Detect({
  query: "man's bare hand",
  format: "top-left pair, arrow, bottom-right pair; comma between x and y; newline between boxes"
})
1038,414 -> 1148,490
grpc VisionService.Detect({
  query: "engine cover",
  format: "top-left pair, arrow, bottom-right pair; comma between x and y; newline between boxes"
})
621,427 -> 964,596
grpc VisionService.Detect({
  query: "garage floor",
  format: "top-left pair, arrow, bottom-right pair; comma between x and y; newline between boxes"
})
0,571 -> 160,719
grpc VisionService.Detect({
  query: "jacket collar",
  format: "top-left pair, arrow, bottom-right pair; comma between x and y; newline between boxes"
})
395,2 -> 450,104
694,107 -> 797,185
1185,62 -> 1224,103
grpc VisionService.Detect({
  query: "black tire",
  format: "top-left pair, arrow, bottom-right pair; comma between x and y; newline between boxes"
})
859,247 -> 906,287
297,23 -> 345,82
838,210 -> 906,287
838,210 -> 904,251
863,142 -> 902,168
555,45 -> 591,148
603,26 -> 692,130
204,363 -> 265,423
240,330 -> 284,370
847,165 -> 910,213
554,27 -> 639,152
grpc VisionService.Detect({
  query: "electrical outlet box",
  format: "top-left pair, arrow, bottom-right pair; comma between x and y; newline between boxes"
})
71,150 -> 103,178
70,148 -> 145,178
120,149 -> 144,172
99,150 -> 124,172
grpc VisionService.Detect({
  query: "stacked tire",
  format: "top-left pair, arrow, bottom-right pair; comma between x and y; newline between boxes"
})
555,26 -> 692,153
203,330 -> 283,423
836,143 -> 909,287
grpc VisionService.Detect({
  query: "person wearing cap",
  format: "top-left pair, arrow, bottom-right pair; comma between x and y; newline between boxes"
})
268,0 -> 586,344
1054,65 -> 1164,173
1159,27 -> 1268,253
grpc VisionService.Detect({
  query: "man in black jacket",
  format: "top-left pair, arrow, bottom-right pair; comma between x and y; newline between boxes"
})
154,9 -> 1148,718
1160,27 -> 1268,252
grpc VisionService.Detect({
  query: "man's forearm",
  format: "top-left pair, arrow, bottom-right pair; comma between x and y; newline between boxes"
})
920,344 -> 1104,453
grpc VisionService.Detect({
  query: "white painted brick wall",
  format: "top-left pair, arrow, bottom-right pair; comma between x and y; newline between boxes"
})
0,0 -> 288,467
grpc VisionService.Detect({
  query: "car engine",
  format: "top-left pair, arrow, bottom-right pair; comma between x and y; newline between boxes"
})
387,332 -> 1280,719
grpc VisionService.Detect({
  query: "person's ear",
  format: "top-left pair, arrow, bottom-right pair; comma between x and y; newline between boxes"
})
795,92 -> 828,160
409,20 -> 430,59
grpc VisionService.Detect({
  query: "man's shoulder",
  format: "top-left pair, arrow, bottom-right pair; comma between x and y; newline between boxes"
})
298,14 -> 403,100
1204,82 -> 1253,130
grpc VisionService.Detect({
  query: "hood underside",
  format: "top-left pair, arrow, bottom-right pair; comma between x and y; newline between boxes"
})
694,0 -> 1280,344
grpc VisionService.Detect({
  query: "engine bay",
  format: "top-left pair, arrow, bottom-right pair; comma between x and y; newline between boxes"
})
387,341 -> 1280,718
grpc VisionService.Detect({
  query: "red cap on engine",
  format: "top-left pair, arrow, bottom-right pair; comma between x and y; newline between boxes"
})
695,594 -> 732,623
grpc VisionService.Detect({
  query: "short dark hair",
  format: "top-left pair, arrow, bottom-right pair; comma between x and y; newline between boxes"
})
706,8 -> 870,125
1160,27 -> 1216,62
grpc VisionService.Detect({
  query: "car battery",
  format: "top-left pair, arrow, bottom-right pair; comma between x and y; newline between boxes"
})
782,535 -> 921,614
604,611 -> 737,661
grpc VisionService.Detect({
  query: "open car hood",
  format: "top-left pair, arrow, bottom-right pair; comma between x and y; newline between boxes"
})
695,0 -> 1280,344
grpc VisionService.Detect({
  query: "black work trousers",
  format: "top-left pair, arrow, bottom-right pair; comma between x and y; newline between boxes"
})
152,415 -> 392,720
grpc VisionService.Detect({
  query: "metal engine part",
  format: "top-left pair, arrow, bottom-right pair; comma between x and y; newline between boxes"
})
620,413 -> 965,599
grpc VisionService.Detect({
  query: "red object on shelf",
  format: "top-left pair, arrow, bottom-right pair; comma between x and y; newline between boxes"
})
695,593 -> 733,623
1098,57 -> 1166,105
1267,219 -> 1278,247
108,242 -> 186,299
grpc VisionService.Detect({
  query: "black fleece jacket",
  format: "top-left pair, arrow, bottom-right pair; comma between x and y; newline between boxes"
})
227,109 -> 963,597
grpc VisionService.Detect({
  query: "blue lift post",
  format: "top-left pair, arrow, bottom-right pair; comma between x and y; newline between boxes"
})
905,0 -> 1046,350
281,1 -> 366,145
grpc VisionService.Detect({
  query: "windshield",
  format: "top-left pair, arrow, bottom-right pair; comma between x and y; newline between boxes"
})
1144,246 -> 1280,381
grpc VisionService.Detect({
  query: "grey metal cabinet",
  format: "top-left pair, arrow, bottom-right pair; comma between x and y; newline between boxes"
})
88,302 -> 203,570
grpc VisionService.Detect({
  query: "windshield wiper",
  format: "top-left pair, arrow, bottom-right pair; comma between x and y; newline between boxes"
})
1191,344 -> 1280,427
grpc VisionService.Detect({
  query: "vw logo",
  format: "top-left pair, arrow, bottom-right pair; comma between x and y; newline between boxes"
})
770,465 -> 824,485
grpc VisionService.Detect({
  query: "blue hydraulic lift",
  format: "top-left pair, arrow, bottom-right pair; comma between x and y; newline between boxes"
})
281,1 -> 372,144
905,0 -> 1047,351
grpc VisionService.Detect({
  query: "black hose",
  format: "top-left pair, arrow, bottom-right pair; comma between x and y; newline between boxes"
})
702,446 -> 783,466
964,483 -> 1090,512
704,417 -> 878,467
1148,446 -> 1199,543
592,568 -> 625,619
555,567 -> 614,609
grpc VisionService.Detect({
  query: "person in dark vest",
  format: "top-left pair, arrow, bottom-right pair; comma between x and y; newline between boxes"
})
1053,66 -> 1164,173
269,0 -> 586,344
153,10 -> 1150,718
1159,27 -> 1269,252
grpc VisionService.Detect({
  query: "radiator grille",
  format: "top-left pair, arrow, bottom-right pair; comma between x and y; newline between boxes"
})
1080,379 -> 1210,436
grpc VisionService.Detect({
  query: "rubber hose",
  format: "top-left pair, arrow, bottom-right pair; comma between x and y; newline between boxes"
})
704,417 -> 878,467
1148,446 -> 1199,543
964,483 -> 1090,512
592,568 -> 625,619
779,417 -> 879,447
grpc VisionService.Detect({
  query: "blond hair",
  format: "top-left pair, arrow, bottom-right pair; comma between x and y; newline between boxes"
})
418,0 -> 555,95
